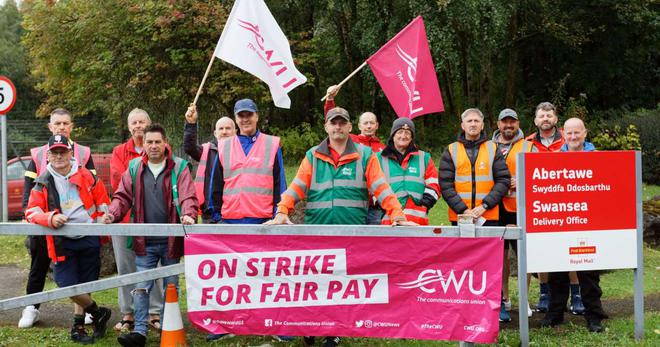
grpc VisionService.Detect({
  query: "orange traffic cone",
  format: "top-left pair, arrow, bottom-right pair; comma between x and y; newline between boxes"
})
161,283 -> 187,347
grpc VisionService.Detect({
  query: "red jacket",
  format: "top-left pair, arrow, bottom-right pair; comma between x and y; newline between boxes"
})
350,134 -> 385,152
324,99 -> 385,152
25,167 -> 110,263
109,149 -> 198,259
525,128 -> 565,152
110,138 -> 143,222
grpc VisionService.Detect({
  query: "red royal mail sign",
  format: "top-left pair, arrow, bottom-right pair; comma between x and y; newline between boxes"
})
522,151 -> 639,272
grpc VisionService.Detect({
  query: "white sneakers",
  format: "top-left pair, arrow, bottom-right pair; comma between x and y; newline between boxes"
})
527,304 -> 533,317
18,305 -> 40,328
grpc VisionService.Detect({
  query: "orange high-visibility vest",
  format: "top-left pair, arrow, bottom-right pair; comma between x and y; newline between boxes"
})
502,139 -> 534,212
31,142 -> 91,176
447,141 -> 498,221
218,134 -> 280,219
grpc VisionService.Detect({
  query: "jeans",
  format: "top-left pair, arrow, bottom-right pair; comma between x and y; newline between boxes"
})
133,242 -> 180,336
112,235 -> 163,316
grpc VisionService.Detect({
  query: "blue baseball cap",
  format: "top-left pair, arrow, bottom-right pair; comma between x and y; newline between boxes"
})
234,99 -> 258,115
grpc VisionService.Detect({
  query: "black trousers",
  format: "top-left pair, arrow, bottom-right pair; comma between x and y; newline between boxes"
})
547,271 -> 608,322
26,236 -> 51,309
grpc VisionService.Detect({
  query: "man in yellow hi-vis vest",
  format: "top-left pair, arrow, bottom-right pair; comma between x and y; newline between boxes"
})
439,107 -> 511,322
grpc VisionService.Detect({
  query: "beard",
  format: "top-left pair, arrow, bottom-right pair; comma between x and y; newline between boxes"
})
501,128 -> 516,141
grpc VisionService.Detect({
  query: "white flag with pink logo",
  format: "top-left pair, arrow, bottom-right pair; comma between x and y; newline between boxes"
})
214,0 -> 307,108
367,16 -> 444,119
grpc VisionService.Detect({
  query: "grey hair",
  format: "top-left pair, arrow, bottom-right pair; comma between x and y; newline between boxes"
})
460,108 -> 484,120
127,108 -> 151,123
49,108 -> 72,123
535,102 -> 556,113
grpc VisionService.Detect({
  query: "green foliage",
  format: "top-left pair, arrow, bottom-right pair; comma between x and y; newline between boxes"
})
10,0 -> 660,159
276,123 -> 324,165
590,106 -> 660,184
591,124 -> 641,151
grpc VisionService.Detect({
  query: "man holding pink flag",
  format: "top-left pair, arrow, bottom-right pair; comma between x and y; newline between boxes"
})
322,17 -> 444,119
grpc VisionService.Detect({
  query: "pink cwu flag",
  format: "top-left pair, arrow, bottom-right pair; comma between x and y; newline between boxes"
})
367,16 -> 444,119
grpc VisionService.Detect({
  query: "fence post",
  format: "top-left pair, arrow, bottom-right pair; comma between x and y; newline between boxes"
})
517,151 -> 530,347
634,151 -> 644,340
458,217 -> 476,347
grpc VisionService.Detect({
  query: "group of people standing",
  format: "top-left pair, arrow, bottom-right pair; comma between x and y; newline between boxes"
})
16,82 -> 605,347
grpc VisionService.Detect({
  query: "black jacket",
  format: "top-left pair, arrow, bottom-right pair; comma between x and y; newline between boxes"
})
183,123 -> 223,221
439,132 -> 510,214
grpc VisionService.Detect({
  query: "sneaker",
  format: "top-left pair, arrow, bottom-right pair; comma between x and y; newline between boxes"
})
570,294 -> 586,315
536,293 -> 550,312
84,313 -> 93,325
586,319 -> 604,333
527,303 -> 533,317
503,298 -> 512,311
70,325 -> 94,344
322,336 -> 341,347
117,332 -> 146,347
303,336 -> 316,347
499,300 -> 511,322
18,305 -> 40,328
272,335 -> 296,342
206,333 -> 234,341
539,317 -> 563,328
91,307 -> 112,338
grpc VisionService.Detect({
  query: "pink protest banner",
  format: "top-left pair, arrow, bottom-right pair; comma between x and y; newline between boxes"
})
185,234 -> 503,343
366,16 -> 444,119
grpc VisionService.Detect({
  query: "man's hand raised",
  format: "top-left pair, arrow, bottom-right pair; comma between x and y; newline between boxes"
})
185,104 -> 198,124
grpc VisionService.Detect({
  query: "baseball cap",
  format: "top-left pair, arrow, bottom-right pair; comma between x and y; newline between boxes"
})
325,107 -> 350,122
48,135 -> 72,151
234,99 -> 258,114
498,108 -> 519,121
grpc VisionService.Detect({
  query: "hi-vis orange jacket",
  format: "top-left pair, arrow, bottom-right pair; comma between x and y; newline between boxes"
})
25,167 -> 110,263
439,133 -> 511,222
278,138 -> 405,224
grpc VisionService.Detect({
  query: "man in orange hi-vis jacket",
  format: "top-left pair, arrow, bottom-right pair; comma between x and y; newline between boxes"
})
25,135 -> 112,344
267,107 -> 416,347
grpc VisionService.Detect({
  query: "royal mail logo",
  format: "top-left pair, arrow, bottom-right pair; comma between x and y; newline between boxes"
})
569,246 -> 597,255
397,268 -> 487,295
394,44 -> 423,115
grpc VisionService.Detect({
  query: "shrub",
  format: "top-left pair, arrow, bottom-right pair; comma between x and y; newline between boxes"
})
276,122 -> 324,165
591,124 -> 641,151
591,106 -> 659,184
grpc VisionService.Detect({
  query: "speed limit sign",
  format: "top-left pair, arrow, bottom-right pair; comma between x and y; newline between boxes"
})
0,76 -> 17,115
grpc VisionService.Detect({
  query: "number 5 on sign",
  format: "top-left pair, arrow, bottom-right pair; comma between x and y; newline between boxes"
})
0,76 -> 17,115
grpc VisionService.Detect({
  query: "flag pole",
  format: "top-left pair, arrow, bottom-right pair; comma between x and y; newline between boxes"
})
321,61 -> 367,101
192,54 -> 217,106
